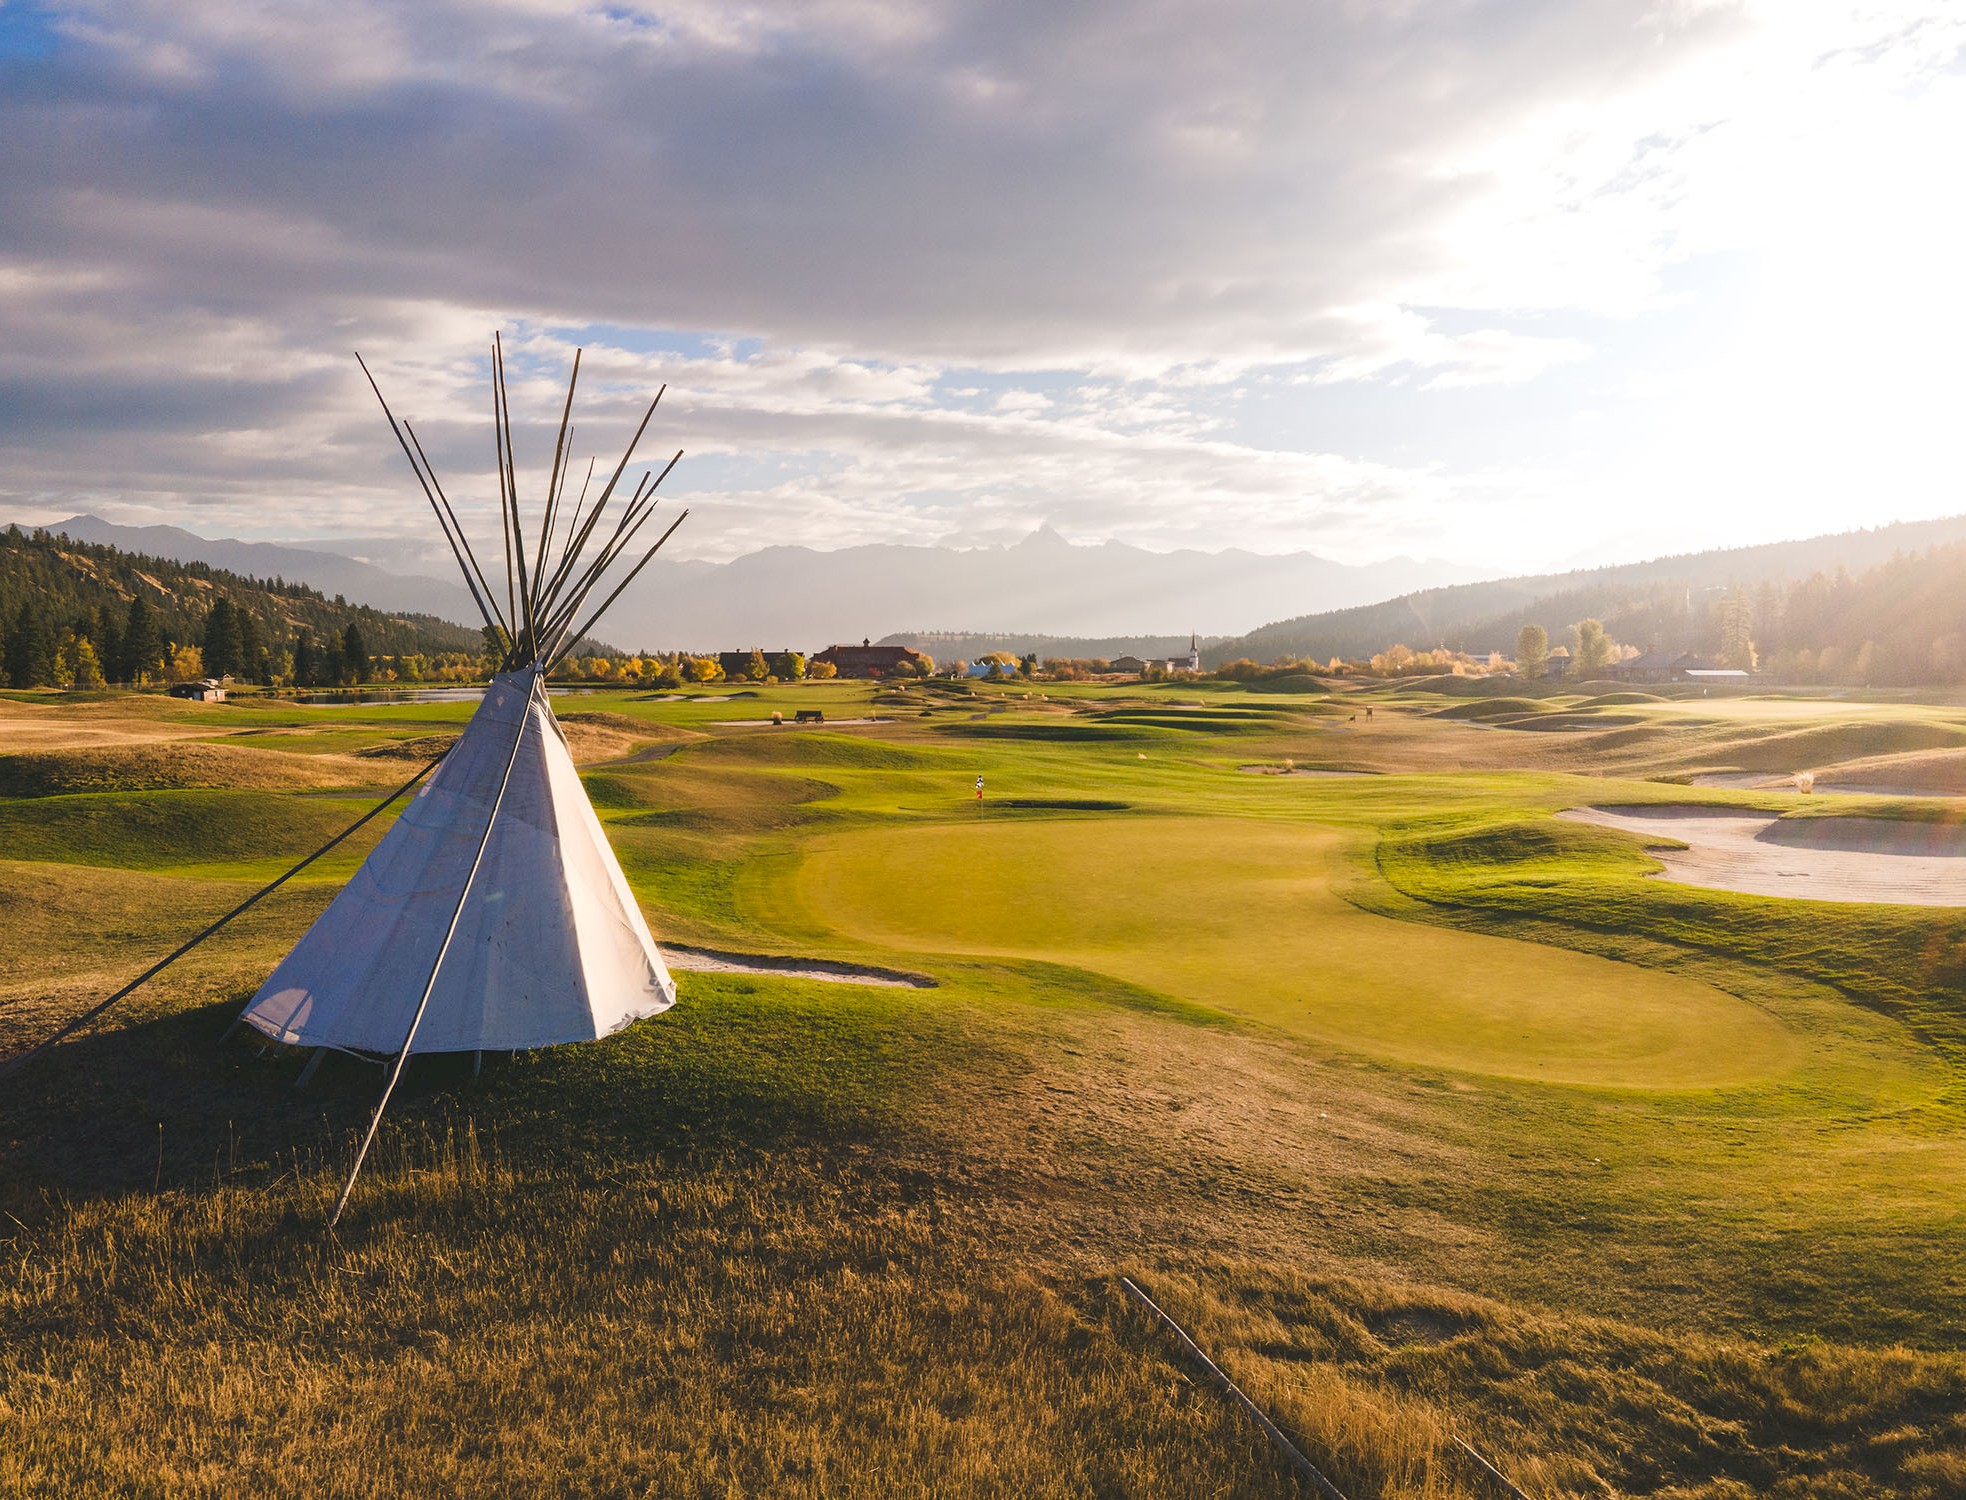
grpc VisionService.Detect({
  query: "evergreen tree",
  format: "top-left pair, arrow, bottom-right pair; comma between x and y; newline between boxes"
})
293,630 -> 321,688
1717,588 -> 1757,671
94,607 -> 122,684
72,605 -> 102,654
237,609 -> 271,684
341,623 -> 370,684
480,624 -> 510,668
5,603 -> 54,687
203,597 -> 245,679
119,594 -> 162,684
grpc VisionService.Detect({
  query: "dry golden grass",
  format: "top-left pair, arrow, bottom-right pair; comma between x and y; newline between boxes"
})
0,695 -> 221,753
0,742 -> 402,795
7,1073 -> 1961,1499
556,710 -> 704,765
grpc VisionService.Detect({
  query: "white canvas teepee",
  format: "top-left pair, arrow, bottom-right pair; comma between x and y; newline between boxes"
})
240,670 -> 675,1053
238,337 -> 689,1078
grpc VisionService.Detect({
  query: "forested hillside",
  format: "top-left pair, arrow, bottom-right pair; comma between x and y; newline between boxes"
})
1214,516 -> 1966,685
0,525 -> 482,689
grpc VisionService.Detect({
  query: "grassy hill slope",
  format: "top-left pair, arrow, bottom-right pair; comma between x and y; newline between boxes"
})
1214,513 -> 1966,673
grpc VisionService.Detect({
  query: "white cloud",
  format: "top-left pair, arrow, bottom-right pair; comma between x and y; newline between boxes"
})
0,0 -> 1961,577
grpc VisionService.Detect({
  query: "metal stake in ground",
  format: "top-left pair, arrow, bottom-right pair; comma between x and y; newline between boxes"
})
1119,1276 -> 1349,1500
976,774 -> 984,822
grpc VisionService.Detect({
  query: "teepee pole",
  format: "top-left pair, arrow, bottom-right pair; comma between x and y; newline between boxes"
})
402,420 -> 511,637
491,341 -> 520,655
494,334 -> 537,656
354,353 -> 504,637
564,454 -> 676,595
531,351 -> 580,625
540,491 -> 673,656
530,469 -> 640,634
538,453 -> 592,609
526,388 -> 666,639
327,672 -> 542,1230
548,510 -> 690,668
530,456 -> 603,626
536,452 -> 682,653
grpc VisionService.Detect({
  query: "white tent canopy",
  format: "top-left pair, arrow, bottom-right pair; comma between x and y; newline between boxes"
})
223,338 -> 692,1224
241,671 -> 675,1053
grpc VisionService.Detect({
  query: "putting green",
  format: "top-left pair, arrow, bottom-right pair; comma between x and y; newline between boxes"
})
799,817 -> 1802,1088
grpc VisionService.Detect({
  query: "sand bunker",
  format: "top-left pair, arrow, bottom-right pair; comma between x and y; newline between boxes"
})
662,942 -> 934,988
1560,805 -> 1966,906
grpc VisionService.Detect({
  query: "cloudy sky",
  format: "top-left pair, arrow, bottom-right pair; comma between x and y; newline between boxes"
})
1,0 -> 1962,572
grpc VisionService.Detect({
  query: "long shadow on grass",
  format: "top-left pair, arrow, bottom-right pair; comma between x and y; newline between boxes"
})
0,974 -> 967,1225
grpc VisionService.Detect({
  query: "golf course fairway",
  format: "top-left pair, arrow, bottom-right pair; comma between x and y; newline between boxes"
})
800,816 -> 1800,1088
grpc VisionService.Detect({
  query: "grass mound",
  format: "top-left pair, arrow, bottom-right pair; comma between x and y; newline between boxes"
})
1726,720 -> 1966,773
1502,712 -> 1642,732
1580,691 -> 1666,706
556,710 -> 691,736
0,789 -> 385,871
579,770 -> 675,811
691,732 -> 940,770
1255,673 -> 1328,693
1381,816 -> 1658,885
1566,677 -> 1642,693
1430,697 -> 1544,720
1091,708 -> 1293,733
0,743 -> 387,796
995,798 -> 1131,812
935,720 -> 1168,742
1815,747 -> 1966,794
357,733 -> 456,761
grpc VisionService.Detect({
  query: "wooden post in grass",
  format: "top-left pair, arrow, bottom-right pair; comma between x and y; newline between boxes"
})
1119,1276 -> 1349,1500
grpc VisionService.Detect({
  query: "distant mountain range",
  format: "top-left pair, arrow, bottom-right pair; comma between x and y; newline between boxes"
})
29,510 -> 1959,668
16,516 -> 1482,649
1207,514 -> 1966,665
35,514 -> 485,625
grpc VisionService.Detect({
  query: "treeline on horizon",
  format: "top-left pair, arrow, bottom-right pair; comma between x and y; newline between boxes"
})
0,525 -> 483,689
0,527 -> 863,692
1213,542 -> 1966,687
1458,544 -> 1966,686
10,523 -> 1966,694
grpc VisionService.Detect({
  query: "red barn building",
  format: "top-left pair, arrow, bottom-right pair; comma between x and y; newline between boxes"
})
811,639 -> 933,678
